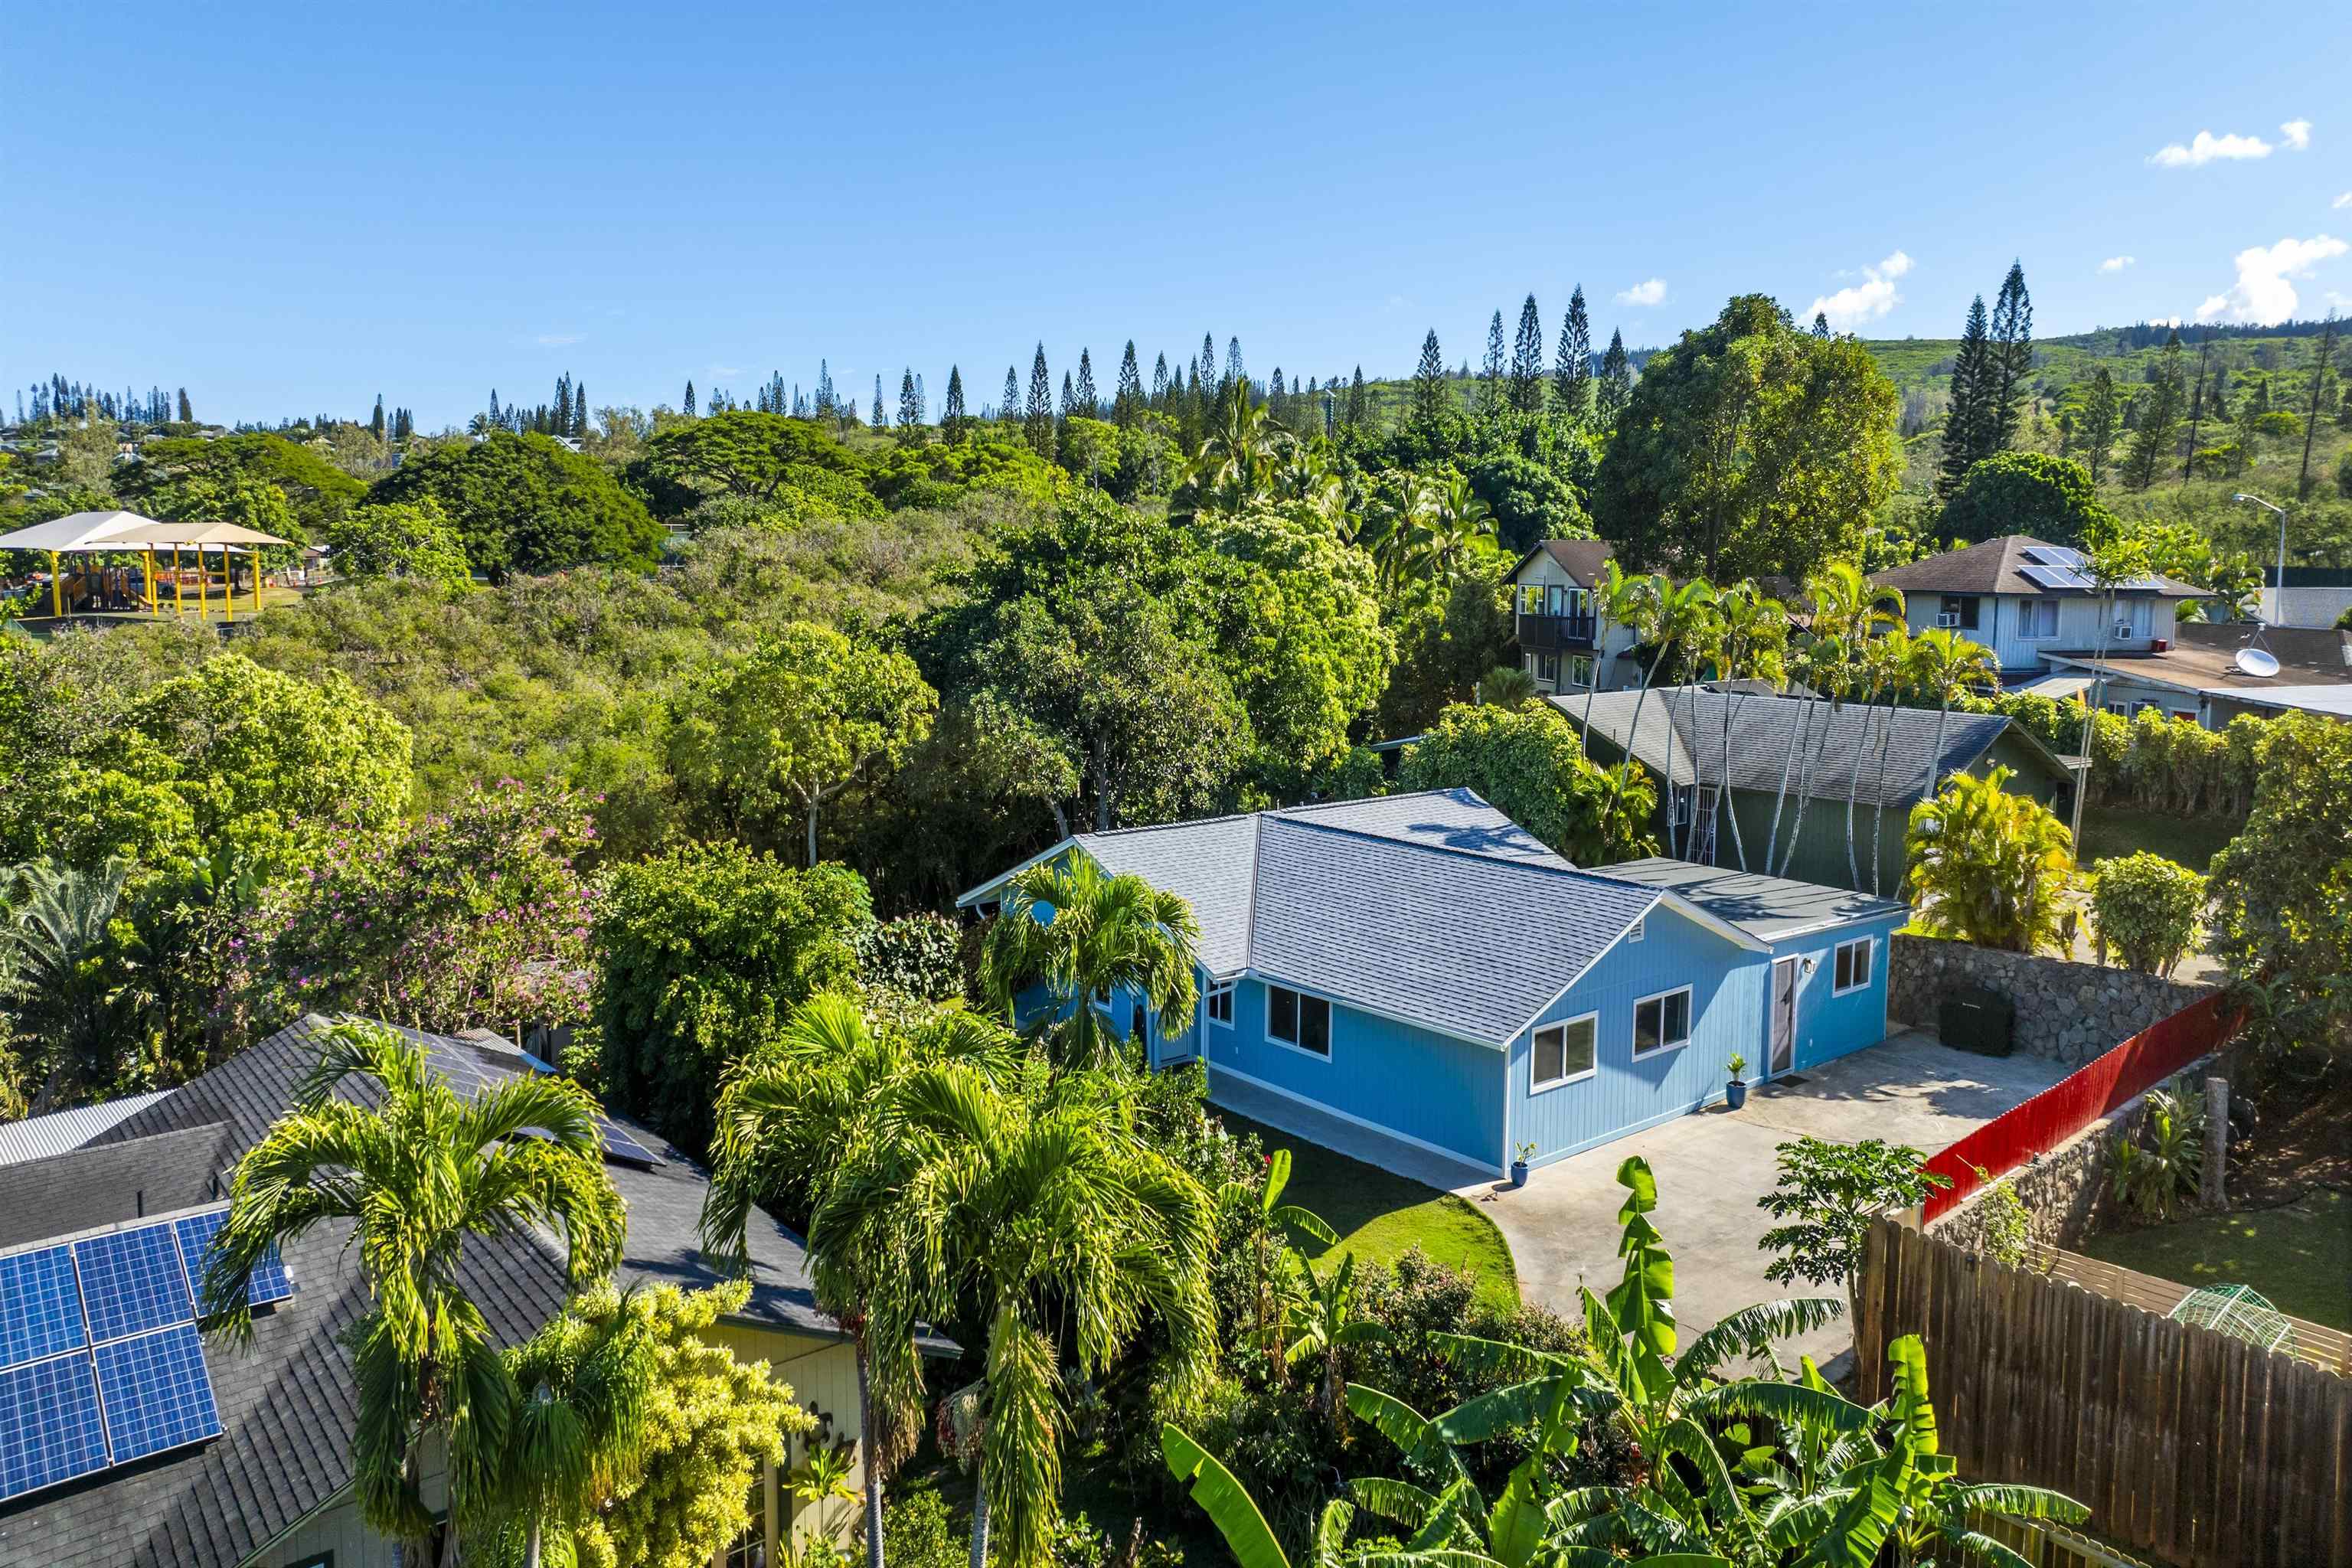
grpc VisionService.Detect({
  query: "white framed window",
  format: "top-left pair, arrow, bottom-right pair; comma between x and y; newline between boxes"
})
1530,1012 -> 1597,1093
1632,987 -> 1691,1057
1518,583 -> 1544,614
1266,985 -> 1331,1058
1832,936 -> 1873,995
1534,651 -> 1560,684
1566,654 -> 1594,688
1205,978 -> 1235,1027
2018,599 -> 2059,639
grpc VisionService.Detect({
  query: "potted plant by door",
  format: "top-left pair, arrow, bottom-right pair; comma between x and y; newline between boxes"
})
1725,1054 -> 1749,1111
1511,1142 -> 1535,1187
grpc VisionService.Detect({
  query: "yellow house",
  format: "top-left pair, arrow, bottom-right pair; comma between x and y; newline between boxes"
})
0,1014 -> 893,1568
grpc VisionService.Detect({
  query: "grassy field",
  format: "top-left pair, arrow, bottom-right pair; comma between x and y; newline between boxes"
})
2079,1189 -> 2350,1331
2076,805 -> 2243,873
1214,1110 -> 1520,1312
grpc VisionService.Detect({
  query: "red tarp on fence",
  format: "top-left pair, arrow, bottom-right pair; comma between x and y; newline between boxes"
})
1921,991 -> 2236,1223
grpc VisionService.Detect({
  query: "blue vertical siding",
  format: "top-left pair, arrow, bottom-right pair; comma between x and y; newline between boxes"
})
1204,976 -> 1506,1171
1506,906 -> 1766,1165
1766,914 -> 1899,1073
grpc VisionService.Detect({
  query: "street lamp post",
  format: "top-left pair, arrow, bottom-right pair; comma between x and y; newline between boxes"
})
2232,492 -> 2287,622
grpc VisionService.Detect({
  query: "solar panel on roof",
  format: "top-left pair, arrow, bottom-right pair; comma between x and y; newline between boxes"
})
172,1210 -> 292,1312
2021,544 -> 2085,567
93,1324 -> 222,1465
0,1246 -> 88,1369
2018,563 -> 2088,590
73,1225 -> 194,1343
0,1353 -> 110,1501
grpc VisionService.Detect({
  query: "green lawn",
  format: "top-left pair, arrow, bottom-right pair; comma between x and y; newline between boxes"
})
2077,805 -> 2242,874
2079,1189 -> 2350,1331
1214,1112 -> 1520,1312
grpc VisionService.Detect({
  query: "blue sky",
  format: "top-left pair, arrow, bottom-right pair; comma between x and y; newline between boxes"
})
7,2 -> 2348,430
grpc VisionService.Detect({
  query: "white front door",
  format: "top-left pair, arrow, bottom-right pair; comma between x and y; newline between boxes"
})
1769,957 -> 1798,1076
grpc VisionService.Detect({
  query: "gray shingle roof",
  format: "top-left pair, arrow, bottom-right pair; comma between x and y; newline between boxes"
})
1597,858 -> 1906,942
1247,816 -> 1660,1043
1869,534 -> 2202,599
1555,688 -> 2017,806
0,1014 -> 840,1568
961,789 -> 1748,1045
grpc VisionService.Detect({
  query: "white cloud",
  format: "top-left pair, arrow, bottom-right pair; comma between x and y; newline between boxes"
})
2192,233 -> 2349,324
2149,129 -> 2275,167
534,332 -> 583,348
2148,315 -> 2184,328
1615,278 -> 1667,307
1803,250 -> 1912,330
2335,191 -> 2351,209
2280,119 -> 2312,150
707,364 -> 741,378
2099,255 -> 2136,273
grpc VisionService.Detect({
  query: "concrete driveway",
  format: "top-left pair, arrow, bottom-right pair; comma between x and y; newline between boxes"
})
1475,1031 -> 2071,1370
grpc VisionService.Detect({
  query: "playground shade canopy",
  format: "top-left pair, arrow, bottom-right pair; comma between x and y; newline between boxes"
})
0,510 -> 169,552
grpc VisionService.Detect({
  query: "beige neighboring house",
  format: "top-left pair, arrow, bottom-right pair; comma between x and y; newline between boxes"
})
0,1015 -> 894,1568
1870,534 -> 2204,682
1507,540 -> 1646,697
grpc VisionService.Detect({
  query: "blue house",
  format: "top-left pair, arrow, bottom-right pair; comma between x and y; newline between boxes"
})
957,789 -> 1903,1178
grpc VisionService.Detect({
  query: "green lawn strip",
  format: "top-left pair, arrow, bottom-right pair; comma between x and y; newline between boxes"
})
2078,1189 -> 2349,1331
1213,1111 -> 1520,1312
2077,805 -> 2241,874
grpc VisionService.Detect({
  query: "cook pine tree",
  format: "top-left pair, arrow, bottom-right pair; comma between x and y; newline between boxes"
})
1554,286 -> 1593,423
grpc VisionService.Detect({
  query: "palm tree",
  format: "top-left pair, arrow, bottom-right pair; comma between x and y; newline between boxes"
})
485,1286 -> 658,1568
1906,766 -> 2077,953
1662,585 -> 1725,860
1902,628 -> 2001,884
1789,564 -> 1903,889
701,993 -> 1021,1568
3,857 -> 141,1112
1475,664 -> 1539,709
978,855 -> 1200,1070
1858,626 -> 1916,895
1585,557 -> 1655,740
202,1020 -> 628,1568
1191,384 -> 1282,506
845,1063 -> 1217,1568
1710,583 -> 1789,871
1622,577 -> 1713,860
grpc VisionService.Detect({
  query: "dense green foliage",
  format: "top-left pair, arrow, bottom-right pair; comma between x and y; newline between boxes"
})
1904,766 -> 2076,953
2086,851 -> 2206,976
371,430 -> 666,574
1397,701 -> 1657,863
1939,451 -> 2114,546
2204,714 -> 2352,1049
591,840 -> 871,1152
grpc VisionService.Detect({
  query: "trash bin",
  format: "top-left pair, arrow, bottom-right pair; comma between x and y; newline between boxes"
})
1939,985 -> 2015,1057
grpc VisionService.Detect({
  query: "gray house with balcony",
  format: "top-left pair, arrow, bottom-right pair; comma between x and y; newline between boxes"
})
1508,540 -> 1645,697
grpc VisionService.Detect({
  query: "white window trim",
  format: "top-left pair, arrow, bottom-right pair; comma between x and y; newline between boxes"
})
1528,1011 -> 1599,1095
1205,978 -> 1236,1029
2018,598 -> 2060,640
1263,983 -> 1334,1062
1831,936 -> 1873,998
1631,985 -> 1694,1058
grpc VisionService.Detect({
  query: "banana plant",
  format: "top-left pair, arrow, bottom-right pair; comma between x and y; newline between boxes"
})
1220,1148 -> 1341,1377
1282,1251 -> 1390,1432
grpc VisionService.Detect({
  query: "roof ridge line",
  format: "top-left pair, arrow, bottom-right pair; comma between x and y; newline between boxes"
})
1240,814 -> 1265,974
1263,811 -> 1648,893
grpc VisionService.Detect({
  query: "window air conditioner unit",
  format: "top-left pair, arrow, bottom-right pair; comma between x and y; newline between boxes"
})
1936,612 -> 1962,629
2114,622 -> 2135,639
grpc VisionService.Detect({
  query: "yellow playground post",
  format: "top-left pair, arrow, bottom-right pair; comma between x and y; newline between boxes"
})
145,546 -> 158,612
172,544 -> 185,616
50,550 -> 62,617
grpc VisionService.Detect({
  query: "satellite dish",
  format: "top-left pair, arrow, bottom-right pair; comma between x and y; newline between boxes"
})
2235,647 -> 2281,678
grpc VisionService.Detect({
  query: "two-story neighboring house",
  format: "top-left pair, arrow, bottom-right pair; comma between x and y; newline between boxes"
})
1870,535 -> 2203,682
1508,540 -> 1645,697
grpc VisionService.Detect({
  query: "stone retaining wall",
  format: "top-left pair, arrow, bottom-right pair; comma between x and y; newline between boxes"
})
1887,934 -> 2211,1065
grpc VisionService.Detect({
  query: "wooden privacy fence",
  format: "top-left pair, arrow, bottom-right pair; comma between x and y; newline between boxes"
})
1922,992 -> 2235,1223
1855,1217 -> 2351,1568
2032,1241 -> 2352,1376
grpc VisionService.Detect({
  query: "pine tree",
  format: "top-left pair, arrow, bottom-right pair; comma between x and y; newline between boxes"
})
1073,348 -> 1098,416
1987,262 -> 2034,452
942,365 -> 968,441
1936,295 -> 1994,501
1223,337 -> 1244,395
1554,287 -> 1592,423
488,389 -> 502,426
1059,370 -> 1075,421
872,375 -> 887,432
1024,345 -> 1055,455
1812,312 -> 1831,339
2123,332 -> 2187,491
1510,293 -> 1546,413
1150,352 -> 1170,407
575,382 -> 588,436
2181,334 -> 2214,480
1597,331 -> 1632,424
370,394 -> 385,440
1410,330 -> 1452,431
1112,341 -> 1142,426
1479,309 -> 1508,417
176,387 -> 192,423
2079,368 -> 2121,484
2296,312 -> 2340,500
898,368 -> 922,433
1197,333 -> 1217,396
683,381 -> 696,416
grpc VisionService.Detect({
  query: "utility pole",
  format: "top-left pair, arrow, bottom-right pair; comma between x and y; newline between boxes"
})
2233,493 -> 2288,622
